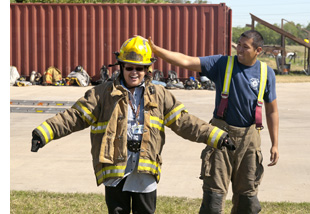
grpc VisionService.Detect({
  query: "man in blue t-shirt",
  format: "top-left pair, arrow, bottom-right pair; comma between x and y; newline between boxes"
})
148,30 -> 279,214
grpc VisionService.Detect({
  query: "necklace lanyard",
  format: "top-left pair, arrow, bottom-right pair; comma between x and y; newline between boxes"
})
128,90 -> 144,124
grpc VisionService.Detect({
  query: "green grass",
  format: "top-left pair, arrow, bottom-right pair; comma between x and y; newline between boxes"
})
10,190 -> 310,214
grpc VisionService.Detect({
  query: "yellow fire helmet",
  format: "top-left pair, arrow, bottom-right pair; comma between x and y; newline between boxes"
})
117,36 -> 156,66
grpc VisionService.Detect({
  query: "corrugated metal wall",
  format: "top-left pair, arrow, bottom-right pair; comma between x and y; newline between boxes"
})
10,3 -> 232,81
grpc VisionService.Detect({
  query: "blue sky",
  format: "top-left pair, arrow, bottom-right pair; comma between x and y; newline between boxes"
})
206,0 -> 310,28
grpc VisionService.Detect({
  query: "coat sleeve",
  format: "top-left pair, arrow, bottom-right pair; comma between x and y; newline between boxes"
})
162,88 -> 228,149
32,87 -> 101,146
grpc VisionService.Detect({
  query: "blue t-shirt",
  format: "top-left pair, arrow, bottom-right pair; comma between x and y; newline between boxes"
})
199,55 -> 277,127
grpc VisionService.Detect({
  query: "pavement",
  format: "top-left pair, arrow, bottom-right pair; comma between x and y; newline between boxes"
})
10,82 -> 310,202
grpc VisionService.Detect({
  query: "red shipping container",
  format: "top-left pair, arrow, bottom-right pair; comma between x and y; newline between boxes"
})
10,3 -> 232,81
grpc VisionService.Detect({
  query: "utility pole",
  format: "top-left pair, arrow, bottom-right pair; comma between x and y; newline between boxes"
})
301,29 -> 310,73
280,18 -> 295,74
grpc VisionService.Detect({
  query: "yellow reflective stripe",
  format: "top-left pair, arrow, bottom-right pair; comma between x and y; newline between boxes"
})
91,121 -> 108,134
139,159 -> 159,166
37,126 -> 48,143
96,165 -> 126,184
91,129 -> 105,134
150,116 -> 164,132
151,123 -> 164,132
97,165 -> 127,176
164,104 -> 188,127
36,122 -> 54,143
212,129 -> 225,149
138,159 -> 162,174
97,172 -> 124,185
258,62 -> 268,103
207,127 -> 225,148
222,56 -> 234,94
104,173 -> 124,179
44,122 -> 54,140
138,166 -> 158,174
73,101 -> 97,125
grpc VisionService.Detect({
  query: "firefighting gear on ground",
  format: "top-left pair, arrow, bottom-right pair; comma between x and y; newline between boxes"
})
10,36 -> 214,90
66,65 -> 91,86
10,64 -> 215,90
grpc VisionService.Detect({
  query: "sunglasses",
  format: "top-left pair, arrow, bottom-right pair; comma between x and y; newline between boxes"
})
124,66 -> 145,71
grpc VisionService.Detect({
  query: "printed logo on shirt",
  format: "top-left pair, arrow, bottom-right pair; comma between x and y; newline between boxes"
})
250,78 -> 259,90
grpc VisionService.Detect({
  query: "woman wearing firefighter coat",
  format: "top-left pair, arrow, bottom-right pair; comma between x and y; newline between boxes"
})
31,36 -> 234,214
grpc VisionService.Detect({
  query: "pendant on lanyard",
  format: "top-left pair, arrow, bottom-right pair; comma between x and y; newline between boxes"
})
129,92 -> 144,135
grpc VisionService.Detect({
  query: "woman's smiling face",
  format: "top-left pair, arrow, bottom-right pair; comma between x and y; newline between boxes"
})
123,63 -> 147,89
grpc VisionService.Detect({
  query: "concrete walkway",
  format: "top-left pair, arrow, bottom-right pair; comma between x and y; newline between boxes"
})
10,83 -> 310,202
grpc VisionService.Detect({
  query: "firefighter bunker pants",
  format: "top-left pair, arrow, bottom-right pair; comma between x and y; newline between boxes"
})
199,118 -> 264,214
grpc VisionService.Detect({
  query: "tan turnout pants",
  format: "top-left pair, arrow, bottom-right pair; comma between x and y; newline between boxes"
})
200,118 -> 264,214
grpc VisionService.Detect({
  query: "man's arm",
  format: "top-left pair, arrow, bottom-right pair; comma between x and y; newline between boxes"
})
265,99 -> 279,166
148,37 -> 202,73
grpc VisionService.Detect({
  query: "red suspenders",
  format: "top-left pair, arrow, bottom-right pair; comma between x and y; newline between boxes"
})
217,56 -> 234,119
216,56 -> 268,130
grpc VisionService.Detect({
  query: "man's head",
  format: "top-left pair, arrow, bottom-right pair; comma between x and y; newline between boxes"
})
236,30 -> 264,66
115,36 -> 156,88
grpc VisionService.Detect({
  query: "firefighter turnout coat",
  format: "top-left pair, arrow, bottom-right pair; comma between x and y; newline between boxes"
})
33,76 -> 228,186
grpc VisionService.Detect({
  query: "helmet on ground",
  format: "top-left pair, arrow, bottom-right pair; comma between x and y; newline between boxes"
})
75,65 -> 83,73
200,76 -> 210,83
116,36 -> 156,66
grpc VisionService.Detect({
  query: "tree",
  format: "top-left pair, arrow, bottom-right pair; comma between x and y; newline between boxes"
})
306,23 -> 310,32
232,22 -> 309,46
255,23 -> 282,45
232,26 -> 250,43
